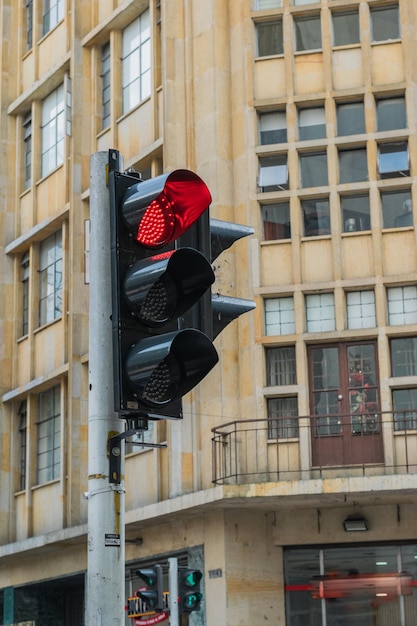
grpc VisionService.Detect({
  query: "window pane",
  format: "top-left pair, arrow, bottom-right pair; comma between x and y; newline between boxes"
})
41,85 -> 64,177
387,285 -> 417,325
266,346 -> 296,385
259,155 -> 288,191
265,297 -> 295,335
293,0 -> 318,5
381,189 -> 412,228
391,337 -> 417,376
393,389 -> 417,430
337,102 -> 365,136
306,293 -> 335,332
254,0 -> 282,8
371,5 -> 400,42
300,152 -> 328,187
294,15 -> 321,52
333,11 -> 360,46
261,203 -> 291,240
378,142 -> 409,177
267,397 -> 299,439
259,111 -> 287,144
339,148 -> 368,183
346,291 -> 376,329
377,97 -> 406,131
341,194 -> 370,232
256,21 -> 283,56
122,11 -> 151,114
302,198 -> 330,236
298,107 -> 326,140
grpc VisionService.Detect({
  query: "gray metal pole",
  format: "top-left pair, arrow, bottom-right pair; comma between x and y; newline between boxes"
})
87,150 -> 125,625
168,557 -> 179,626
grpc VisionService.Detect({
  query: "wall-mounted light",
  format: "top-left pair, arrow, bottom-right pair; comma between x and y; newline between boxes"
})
343,516 -> 369,532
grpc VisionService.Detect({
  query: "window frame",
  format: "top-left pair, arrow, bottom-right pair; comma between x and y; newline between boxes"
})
370,4 -> 400,43
294,14 -> 322,53
256,20 -> 284,57
261,202 -> 291,240
38,231 -> 63,327
101,42 -> 111,129
42,0 -> 64,37
332,10 -> 360,47
265,297 -> 296,336
122,10 -> 151,114
302,197 -> 330,237
41,84 -> 65,177
37,385 -> 61,484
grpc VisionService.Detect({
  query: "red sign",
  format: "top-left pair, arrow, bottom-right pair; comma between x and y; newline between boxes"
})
133,611 -> 169,625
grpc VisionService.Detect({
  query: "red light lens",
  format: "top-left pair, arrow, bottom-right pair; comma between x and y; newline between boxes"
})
136,170 -> 211,248
137,193 -> 175,248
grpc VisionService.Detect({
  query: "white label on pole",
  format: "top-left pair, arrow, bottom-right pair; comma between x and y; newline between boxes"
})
104,533 -> 121,546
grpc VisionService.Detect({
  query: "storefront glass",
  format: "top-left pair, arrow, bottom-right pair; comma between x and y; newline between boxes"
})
284,544 -> 417,625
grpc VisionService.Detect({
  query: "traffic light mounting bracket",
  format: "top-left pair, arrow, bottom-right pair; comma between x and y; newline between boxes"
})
108,415 -> 167,484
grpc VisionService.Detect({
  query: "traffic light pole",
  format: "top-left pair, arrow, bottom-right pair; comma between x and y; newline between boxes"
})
87,150 -> 125,625
168,558 -> 179,626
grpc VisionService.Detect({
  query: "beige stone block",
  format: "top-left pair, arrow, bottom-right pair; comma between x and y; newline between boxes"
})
341,234 -> 375,279
371,43 -> 404,85
254,58 -> 286,100
294,53 -> 324,95
261,243 -> 293,287
382,230 -> 417,275
301,238 -> 333,283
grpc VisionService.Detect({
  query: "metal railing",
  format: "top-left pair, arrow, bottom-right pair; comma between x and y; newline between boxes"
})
211,411 -> 417,485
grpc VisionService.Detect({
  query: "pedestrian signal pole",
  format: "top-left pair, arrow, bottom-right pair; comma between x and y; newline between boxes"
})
87,150 -> 125,625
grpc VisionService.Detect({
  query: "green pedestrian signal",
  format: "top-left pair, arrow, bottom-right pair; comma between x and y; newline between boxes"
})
179,568 -> 203,613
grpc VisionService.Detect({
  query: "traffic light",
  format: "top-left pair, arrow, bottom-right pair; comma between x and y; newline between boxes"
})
109,163 -> 219,419
136,565 -> 164,612
178,568 -> 203,614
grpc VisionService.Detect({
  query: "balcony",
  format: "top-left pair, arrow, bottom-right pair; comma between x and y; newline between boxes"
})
211,411 -> 417,485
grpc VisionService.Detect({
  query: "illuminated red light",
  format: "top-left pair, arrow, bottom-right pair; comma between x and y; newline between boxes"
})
135,170 -> 212,248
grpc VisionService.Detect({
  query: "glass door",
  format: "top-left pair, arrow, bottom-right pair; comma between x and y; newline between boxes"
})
309,342 -> 384,467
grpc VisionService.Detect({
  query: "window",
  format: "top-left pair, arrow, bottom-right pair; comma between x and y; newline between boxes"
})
256,20 -> 283,57
378,142 -> 409,178
259,111 -> 287,145
293,0 -> 318,6
298,107 -> 326,140
341,194 -> 370,232
336,102 -> 365,136
391,337 -> 417,376
387,285 -> 417,326
26,0 -> 33,50
258,155 -> 288,191
41,84 -> 64,177
332,10 -> 360,46
377,97 -> 406,131
338,148 -> 368,183
37,386 -> 61,484
265,297 -> 295,335
393,389 -> 417,430
306,293 -> 335,332
18,401 -> 27,491
23,111 -> 32,189
300,152 -> 328,188
294,15 -> 321,52
381,189 -> 412,228
371,5 -> 400,42
302,197 -> 330,236
261,203 -> 291,240
266,346 -> 296,385
122,11 -> 151,114
346,291 -> 376,329
254,0 -> 282,9
101,43 -> 111,129
39,231 -> 62,326
21,252 -> 30,336
42,0 -> 64,36
267,397 -> 299,438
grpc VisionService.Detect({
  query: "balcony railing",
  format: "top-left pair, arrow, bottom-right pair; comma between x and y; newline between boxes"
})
211,411 -> 417,485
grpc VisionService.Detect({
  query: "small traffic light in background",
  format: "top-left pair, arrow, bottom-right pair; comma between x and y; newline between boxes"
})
109,159 -> 219,419
178,568 -> 203,614
136,565 -> 164,612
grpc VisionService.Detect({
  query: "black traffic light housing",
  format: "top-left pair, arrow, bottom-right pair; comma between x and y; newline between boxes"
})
109,165 -> 219,420
179,211 -> 256,340
136,565 -> 164,612
178,568 -> 203,614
